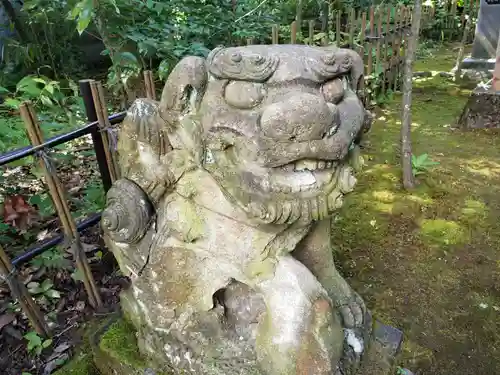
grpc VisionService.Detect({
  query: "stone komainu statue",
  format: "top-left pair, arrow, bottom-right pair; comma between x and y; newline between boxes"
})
101,44 -> 375,375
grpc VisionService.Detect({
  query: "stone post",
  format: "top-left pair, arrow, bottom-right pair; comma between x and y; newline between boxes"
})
493,30 -> 500,91
460,0 -> 500,71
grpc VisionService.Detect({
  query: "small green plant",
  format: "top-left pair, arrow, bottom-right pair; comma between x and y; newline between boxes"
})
30,248 -> 71,270
27,279 -> 61,300
411,153 -> 439,177
24,331 -> 53,355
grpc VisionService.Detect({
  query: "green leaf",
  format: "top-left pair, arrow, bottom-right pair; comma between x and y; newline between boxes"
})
70,0 -> 95,35
26,281 -> 40,289
158,60 -> 170,80
40,95 -> 54,107
41,279 -> 54,291
42,338 -> 53,348
24,331 -> 42,347
45,289 -> 61,299
116,51 -> 139,66
0,86 -> 10,94
71,269 -> 85,281
27,281 -> 45,295
44,83 -> 55,95
3,98 -> 22,109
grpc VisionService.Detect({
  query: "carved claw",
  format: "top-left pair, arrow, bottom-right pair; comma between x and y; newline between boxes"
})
335,291 -> 366,329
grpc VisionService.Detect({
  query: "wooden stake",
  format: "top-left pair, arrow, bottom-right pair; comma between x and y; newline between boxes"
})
359,12 -> 367,58
367,6 -> 375,76
349,8 -> 355,48
89,80 -> 119,183
376,8 -> 383,77
322,4 -> 330,46
272,25 -> 279,44
291,21 -> 297,44
0,245 -> 49,337
336,11 -> 341,46
393,6 -> 402,92
19,102 -> 102,309
143,70 -> 155,100
309,20 -> 315,45
296,0 -> 303,33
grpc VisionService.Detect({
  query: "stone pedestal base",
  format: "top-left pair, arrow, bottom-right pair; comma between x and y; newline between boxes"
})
54,314 -> 404,375
358,321 -> 403,375
458,89 -> 500,129
459,57 -> 496,71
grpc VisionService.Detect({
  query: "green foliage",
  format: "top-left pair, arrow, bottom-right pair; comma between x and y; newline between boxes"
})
30,248 -> 71,270
0,0 -> 86,86
411,153 -> 439,176
24,330 -> 53,355
66,0 -> 295,96
27,279 -> 62,299
0,75 -> 84,154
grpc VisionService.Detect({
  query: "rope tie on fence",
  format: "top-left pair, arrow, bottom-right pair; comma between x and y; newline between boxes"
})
34,148 -> 57,175
89,80 -> 120,182
0,265 -> 17,283
99,126 -> 118,152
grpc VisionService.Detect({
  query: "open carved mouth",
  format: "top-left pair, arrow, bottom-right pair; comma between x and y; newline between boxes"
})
280,158 -> 338,172
269,158 -> 340,195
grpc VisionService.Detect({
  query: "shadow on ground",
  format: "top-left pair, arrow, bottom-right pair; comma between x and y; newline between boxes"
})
332,43 -> 500,375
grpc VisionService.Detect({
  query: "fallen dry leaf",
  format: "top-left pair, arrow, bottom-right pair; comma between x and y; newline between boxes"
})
2,195 -> 39,232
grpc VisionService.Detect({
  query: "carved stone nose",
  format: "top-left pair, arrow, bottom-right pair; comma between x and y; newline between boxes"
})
260,93 -> 337,141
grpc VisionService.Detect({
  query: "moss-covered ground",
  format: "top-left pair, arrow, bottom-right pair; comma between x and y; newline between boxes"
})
332,43 -> 500,374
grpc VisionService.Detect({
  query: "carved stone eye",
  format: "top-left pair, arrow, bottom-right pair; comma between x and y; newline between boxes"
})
321,79 -> 345,104
102,179 -> 154,244
341,56 -> 351,68
231,52 -> 242,63
252,54 -> 264,65
322,53 -> 336,66
225,81 -> 265,109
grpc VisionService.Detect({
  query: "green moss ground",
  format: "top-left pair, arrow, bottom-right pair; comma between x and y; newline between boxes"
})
98,319 -> 149,369
333,43 -> 500,374
52,350 -> 98,375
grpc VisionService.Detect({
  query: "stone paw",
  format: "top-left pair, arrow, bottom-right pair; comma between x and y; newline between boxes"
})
334,291 -> 366,329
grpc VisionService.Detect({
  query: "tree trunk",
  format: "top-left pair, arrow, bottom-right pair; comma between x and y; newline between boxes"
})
400,1 -> 422,190
0,0 -> 28,42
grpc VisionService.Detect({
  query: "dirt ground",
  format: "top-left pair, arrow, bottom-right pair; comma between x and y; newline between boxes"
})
332,44 -> 500,374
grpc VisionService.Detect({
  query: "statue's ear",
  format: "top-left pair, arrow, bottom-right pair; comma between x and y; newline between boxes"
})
341,49 -> 364,96
159,56 -> 208,122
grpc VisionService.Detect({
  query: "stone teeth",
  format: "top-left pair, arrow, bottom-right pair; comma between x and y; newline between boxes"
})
294,159 -> 318,171
291,160 -> 336,172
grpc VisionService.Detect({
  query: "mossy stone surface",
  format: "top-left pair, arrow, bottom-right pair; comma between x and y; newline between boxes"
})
52,345 -> 98,375
94,318 -> 170,375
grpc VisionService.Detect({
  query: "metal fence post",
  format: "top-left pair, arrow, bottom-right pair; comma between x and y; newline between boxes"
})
79,79 -> 113,192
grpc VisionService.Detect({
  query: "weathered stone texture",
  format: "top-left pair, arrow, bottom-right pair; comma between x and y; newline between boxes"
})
101,44 -> 400,375
458,89 -> 500,129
